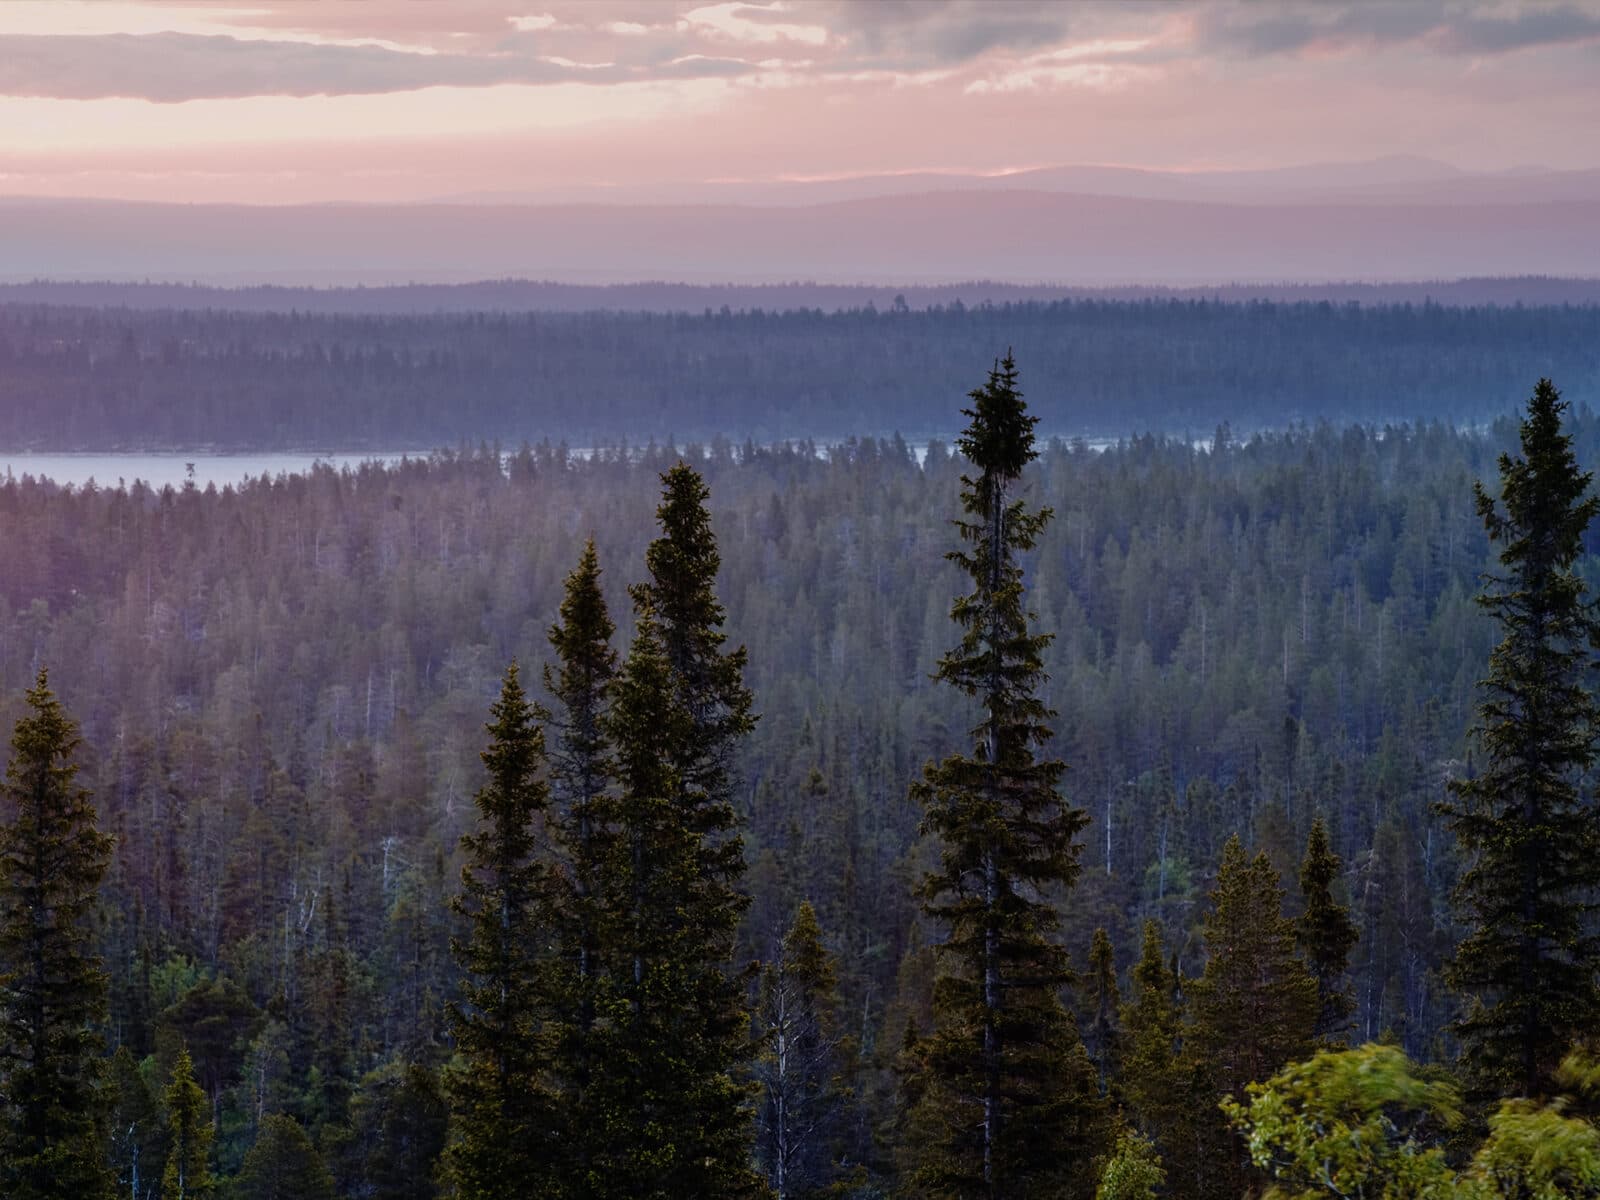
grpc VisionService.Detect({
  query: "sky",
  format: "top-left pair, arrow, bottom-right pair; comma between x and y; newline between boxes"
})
2,0 -> 1599,204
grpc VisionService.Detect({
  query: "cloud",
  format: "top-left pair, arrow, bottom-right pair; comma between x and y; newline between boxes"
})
1194,1 -> 1600,59
0,31 -> 758,101
817,0 -> 1078,67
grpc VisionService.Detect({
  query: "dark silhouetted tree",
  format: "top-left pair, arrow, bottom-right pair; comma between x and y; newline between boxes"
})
1296,817 -> 1357,1040
0,670 -> 116,1200
911,354 -> 1103,1198
443,663 -> 561,1200
1441,379 -> 1600,1100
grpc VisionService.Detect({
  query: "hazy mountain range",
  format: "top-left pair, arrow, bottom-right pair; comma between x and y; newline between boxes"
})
6,157 -> 1599,287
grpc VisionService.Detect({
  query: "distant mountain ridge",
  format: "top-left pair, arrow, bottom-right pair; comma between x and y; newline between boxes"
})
4,276 -> 1599,315
5,156 -> 1599,287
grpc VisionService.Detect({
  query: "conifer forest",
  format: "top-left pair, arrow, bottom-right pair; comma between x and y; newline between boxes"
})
8,315 -> 1600,1198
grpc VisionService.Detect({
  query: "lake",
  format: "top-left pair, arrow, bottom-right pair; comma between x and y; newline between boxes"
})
0,436 -> 1147,490
0,451 -> 423,490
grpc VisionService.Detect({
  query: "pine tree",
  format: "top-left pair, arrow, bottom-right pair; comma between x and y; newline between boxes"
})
755,900 -> 846,1200
539,538 -> 618,1170
1086,928 -> 1122,1096
161,1047 -> 214,1200
0,670 -> 116,1200
911,354 -> 1101,1198
583,605 -> 761,1198
232,1114 -> 335,1200
1441,378 -> 1600,1100
442,663 -> 561,1200
1296,817 -> 1357,1040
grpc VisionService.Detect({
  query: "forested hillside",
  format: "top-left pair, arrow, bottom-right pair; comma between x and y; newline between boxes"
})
3,298 -> 1599,447
2,399 -> 1589,1193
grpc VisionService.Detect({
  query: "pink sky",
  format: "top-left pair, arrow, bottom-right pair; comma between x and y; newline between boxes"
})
3,0 -> 1599,204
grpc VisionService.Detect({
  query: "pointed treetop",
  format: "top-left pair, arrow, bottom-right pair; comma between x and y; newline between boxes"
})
550,539 -> 615,658
956,351 -> 1038,482
1478,377 -> 1598,568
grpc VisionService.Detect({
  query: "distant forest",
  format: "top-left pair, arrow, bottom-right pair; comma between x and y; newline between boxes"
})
3,298 -> 1600,449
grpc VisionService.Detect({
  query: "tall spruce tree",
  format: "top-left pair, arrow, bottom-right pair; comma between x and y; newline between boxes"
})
585,605 -> 761,1199
442,663 -> 561,1200
161,1047 -> 215,1200
539,540 -> 619,1185
911,354 -> 1101,1199
0,669 -> 116,1200
1441,378 -> 1600,1101
1296,817 -> 1357,1040
614,462 -> 758,1193
635,462 -> 756,919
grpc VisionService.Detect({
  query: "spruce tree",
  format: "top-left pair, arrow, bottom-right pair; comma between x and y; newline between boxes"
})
1441,378 -> 1600,1100
161,1047 -> 215,1200
1189,836 -> 1318,1199
0,670 -> 116,1200
1119,922 -> 1187,1156
584,605 -> 761,1199
442,663 -> 561,1200
1192,836 -> 1317,1097
755,900 -> 846,1200
1296,817 -> 1357,1040
1086,928 -> 1122,1096
232,1114 -> 335,1200
539,538 -> 618,1167
588,461 -> 758,1196
911,354 -> 1101,1198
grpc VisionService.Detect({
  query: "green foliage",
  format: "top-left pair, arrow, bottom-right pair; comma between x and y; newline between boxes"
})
911,355 -> 1104,1198
442,663 -> 562,1200
1297,817 -> 1358,1039
1095,1130 -> 1164,1200
1231,1043 -> 1600,1200
1441,379 -> 1600,1100
162,1047 -> 216,1199
1223,1043 -> 1460,1199
230,1114 -> 335,1200
0,670 -> 116,1200
1468,1098 -> 1600,1199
